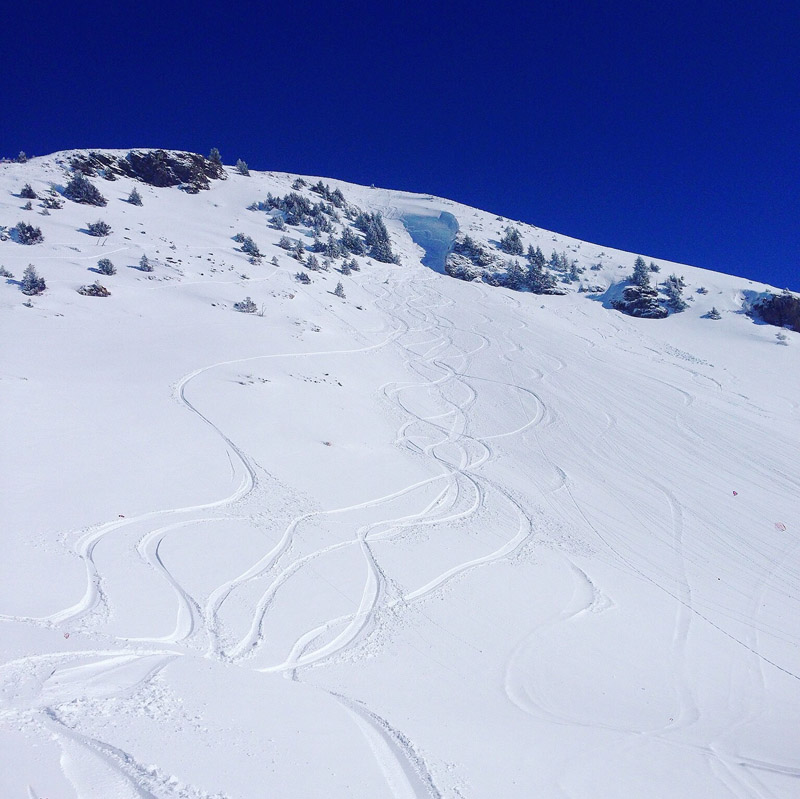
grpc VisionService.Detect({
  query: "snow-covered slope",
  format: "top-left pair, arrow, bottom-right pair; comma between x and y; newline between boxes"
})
1,151 -> 798,799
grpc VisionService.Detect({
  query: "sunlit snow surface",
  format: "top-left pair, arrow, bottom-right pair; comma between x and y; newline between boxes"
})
1,153 -> 798,798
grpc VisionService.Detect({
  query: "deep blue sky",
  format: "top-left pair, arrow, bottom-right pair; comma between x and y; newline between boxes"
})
3,1 -> 797,289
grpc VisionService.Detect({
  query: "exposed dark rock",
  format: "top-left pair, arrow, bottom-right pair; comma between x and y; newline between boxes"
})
611,285 -> 668,319
69,149 -> 227,193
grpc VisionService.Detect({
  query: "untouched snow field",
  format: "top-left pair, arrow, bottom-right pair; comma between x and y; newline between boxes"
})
1,152 -> 798,798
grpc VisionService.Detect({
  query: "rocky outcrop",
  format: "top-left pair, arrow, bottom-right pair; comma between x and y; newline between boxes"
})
69,150 -> 227,193
611,285 -> 668,318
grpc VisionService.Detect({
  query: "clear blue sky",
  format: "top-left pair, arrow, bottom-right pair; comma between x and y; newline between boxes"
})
3,1 -> 797,289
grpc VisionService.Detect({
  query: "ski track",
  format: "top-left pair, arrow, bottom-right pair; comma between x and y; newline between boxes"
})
3,231 -> 798,796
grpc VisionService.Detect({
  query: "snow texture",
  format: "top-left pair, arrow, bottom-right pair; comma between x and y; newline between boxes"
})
0,150 -> 798,798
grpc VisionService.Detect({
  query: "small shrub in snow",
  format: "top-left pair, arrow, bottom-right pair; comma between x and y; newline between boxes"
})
97,258 -> 116,275
697,286 -> 708,294
64,172 -> 107,206
295,272 -> 311,284
235,159 -> 250,176
292,178 -> 307,189
128,186 -> 143,206
340,260 -> 351,275
233,233 -> 262,259
209,147 -> 222,165
706,307 -> 721,319
271,255 -> 279,265
0,266 -> 14,278
138,254 -> 154,272
20,183 -> 37,199
16,151 -> 28,163
279,235 -> 293,250
23,200 -> 33,210
333,281 -> 346,298
87,220 -> 112,237
234,296 -> 258,313
306,254 -> 320,271
776,331 -> 789,345
20,264 -> 46,295
42,193 -> 63,210
15,221 -> 44,244
270,214 -> 286,230
78,281 -> 110,297
348,258 -> 360,272
649,262 -> 661,273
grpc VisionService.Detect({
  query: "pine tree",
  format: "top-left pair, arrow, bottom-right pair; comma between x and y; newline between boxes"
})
664,273 -> 687,311
631,256 -> 650,287
14,221 -> 44,244
235,159 -> 250,176
340,260 -> 352,276
500,226 -> 524,255
334,281 -> 346,298
707,307 -> 721,320
64,172 -> 107,206
139,254 -> 153,272
97,258 -> 116,275
209,147 -> 222,165
20,264 -> 46,295
20,183 -> 37,199
504,259 -> 525,290
128,186 -> 143,206
87,220 -> 112,237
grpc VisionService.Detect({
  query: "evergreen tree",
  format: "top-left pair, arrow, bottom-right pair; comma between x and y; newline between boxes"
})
504,259 -> 526,290
295,271 -> 311,284
707,307 -> 721,320
334,281 -> 346,298
139,254 -> 153,272
87,220 -> 112,237
20,264 -> 45,295
306,254 -> 320,271
128,186 -> 143,206
500,226 -> 524,255
664,273 -> 687,311
632,256 -> 650,287
64,172 -> 107,206
14,221 -> 44,244
235,159 -> 250,176
340,260 -> 352,276
209,147 -> 222,165
20,183 -> 37,199
97,258 -> 116,275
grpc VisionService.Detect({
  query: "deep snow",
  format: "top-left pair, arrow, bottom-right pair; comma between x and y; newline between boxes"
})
0,151 -> 798,799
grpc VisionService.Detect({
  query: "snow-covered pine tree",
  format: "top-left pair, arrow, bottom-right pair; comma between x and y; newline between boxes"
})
334,281 -> 346,298
500,226 -> 524,256
97,258 -> 116,275
128,186 -> 143,206
632,256 -> 650,287
20,264 -> 46,295
64,172 -> 107,206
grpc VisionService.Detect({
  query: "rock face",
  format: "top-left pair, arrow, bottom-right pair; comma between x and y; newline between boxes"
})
611,285 -> 668,319
69,150 -> 227,193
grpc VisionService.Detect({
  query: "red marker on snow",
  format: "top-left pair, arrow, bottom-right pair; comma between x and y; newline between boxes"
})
732,491 -> 738,496
63,632 -> 70,639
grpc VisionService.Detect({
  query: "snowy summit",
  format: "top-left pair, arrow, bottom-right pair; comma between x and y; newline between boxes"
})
1,149 -> 798,798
